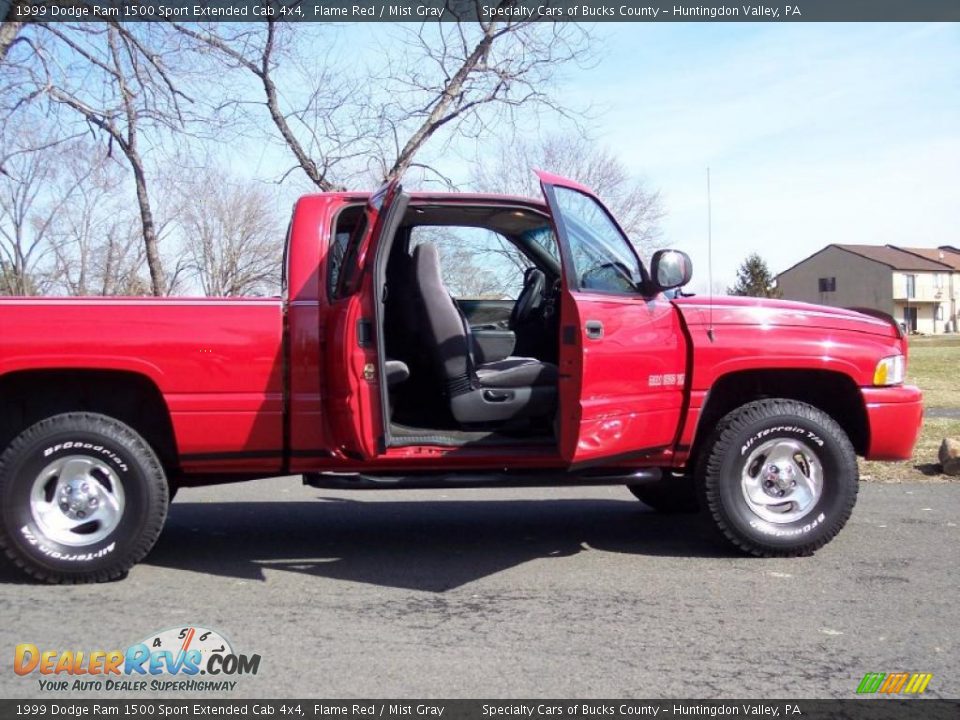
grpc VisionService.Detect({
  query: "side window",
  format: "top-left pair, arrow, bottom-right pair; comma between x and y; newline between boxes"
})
409,226 -> 531,300
327,206 -> 367,301
523,226 -> 560,263
552,186 -> 642,294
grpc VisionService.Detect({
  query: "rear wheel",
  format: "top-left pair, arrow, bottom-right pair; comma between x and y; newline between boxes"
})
698,399 -> 858,557
0,413 -> 169,583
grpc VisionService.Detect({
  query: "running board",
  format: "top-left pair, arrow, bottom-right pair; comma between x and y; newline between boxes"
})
303,468 -> 662,490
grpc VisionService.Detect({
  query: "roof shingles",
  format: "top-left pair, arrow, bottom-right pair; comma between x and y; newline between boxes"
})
834,244 -> 953,272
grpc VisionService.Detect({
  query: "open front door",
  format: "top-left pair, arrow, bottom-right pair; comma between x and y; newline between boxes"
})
325,180 -> 408,460
537,170 -> 688,467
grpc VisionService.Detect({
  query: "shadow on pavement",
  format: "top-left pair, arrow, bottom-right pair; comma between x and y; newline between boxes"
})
129,497 -> 733,590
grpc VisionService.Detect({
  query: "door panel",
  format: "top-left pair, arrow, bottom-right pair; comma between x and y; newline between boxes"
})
539,171 -> 688,466
324,288 -> 380,458
324,181 -> 407,460
557,290 -> 687,464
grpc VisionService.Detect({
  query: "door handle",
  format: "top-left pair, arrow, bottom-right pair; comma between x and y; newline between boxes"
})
585,320 -> 604,339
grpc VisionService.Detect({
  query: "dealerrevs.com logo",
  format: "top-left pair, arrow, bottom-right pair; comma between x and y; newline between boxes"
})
14,626 -> 260,693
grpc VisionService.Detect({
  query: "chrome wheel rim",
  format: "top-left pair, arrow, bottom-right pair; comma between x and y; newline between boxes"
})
740,438 -> 823,524
30,455 -> 125,547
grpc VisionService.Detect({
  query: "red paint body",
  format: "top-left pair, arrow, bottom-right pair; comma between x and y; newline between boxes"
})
0,186 -> 923,483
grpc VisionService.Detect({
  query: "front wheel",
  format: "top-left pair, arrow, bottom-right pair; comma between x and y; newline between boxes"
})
0,413 -> 169,583
698,399 -> 858,557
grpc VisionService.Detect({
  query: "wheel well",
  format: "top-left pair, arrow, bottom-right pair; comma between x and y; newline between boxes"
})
692,370 -> 868,462
0,370 -> 178,471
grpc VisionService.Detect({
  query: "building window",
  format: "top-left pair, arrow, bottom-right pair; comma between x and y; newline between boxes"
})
818,277 -> 836,292
905,274 -> 916,299
936,305 -> 944,321
935,273 -> 944,289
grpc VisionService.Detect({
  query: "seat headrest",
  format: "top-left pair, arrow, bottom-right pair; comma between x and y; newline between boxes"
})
412,242 -> 443,287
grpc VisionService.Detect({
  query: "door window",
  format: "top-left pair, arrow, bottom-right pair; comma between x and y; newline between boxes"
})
327,205 -> 367,301
409,226 -> 531,300
551,186 -> 643,294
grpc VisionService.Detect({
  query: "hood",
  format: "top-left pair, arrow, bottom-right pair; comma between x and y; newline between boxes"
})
672,296 -> 901,339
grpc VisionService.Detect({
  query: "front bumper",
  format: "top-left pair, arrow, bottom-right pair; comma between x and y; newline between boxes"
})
861,385 -> 923,461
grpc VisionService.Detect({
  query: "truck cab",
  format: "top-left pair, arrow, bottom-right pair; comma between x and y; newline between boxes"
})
289,173 -> 691,476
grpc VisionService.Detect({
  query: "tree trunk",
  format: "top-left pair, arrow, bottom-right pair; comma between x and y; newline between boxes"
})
128,156 -> 166,296
0,0 -> 26,64
386,26 -> 498,182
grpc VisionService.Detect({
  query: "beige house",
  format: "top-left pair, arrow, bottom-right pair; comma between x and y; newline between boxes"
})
776,245 -> 960,334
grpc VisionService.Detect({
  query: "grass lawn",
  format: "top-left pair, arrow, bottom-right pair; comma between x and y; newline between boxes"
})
858,334 -> 959,482
905,334 -> 960,408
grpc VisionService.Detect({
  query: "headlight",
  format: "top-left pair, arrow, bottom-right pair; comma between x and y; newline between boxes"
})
873,355 -> 905,386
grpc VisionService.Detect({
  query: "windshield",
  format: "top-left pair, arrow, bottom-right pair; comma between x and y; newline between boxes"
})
552,186 -> 643,293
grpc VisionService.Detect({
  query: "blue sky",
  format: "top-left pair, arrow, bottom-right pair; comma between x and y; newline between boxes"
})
252,22 -> 959,292
574,22 -> 959,291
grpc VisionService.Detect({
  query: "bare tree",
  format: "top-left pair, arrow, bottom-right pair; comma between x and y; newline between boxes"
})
172,21 -> 365,192
0,134 -> 84,295
0,2 -> 27,64
471,133 -> 665,253
177,169 -> 284,297
49,150 -> 151,296
178,15 -> 591,190
3,23 -> 200,295
375,17 -> 591,184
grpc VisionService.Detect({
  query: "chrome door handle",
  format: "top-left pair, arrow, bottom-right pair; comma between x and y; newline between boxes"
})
585,320 -> 603,339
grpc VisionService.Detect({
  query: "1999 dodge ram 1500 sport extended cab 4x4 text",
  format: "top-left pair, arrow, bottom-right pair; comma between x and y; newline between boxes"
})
0,171 -> 923,582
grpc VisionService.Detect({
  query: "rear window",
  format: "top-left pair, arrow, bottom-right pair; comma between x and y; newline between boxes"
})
409,225 -> 531,300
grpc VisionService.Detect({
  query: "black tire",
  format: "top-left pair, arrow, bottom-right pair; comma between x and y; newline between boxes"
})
697,399 -> 858,557
0,413 -> 169,583
628,476 -> 699,514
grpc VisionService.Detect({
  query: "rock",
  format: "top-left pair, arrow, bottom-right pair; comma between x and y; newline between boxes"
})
939,438 -> 960,476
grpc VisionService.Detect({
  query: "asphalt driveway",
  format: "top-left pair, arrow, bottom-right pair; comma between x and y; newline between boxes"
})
0,477 -> 957,699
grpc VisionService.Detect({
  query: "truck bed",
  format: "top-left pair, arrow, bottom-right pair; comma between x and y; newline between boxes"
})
0,297 -> 285,472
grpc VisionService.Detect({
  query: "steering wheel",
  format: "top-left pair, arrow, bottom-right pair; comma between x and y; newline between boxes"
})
510,267 -> 546,329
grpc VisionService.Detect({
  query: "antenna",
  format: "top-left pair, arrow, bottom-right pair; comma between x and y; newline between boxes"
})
707,167 -> 715,341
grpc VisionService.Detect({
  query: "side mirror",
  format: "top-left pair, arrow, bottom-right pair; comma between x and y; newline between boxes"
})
650,249 -> 693,292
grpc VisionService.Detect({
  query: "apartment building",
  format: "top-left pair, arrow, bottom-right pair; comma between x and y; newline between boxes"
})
776,244 -> 960,334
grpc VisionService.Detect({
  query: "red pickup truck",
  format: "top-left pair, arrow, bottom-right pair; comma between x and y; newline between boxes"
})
0,171 -> 923,583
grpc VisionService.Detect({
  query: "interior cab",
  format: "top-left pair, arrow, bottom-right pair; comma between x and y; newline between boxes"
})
324,172 -> 692,470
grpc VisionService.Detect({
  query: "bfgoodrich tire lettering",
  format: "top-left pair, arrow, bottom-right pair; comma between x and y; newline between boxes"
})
698,399 -> 858,557
0,413 -> 168,583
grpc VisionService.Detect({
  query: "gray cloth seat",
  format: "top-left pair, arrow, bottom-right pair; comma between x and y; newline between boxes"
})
475,358 -> 558,388
411,243 -> 557,424
384,359 -> 410,386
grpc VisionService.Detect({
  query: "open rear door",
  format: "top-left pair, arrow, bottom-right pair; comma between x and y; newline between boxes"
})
325,180 -> 408,459
537,170 -> 688,467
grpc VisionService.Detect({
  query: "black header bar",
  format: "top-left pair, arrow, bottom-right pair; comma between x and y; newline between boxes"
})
4,0 -> 960,22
